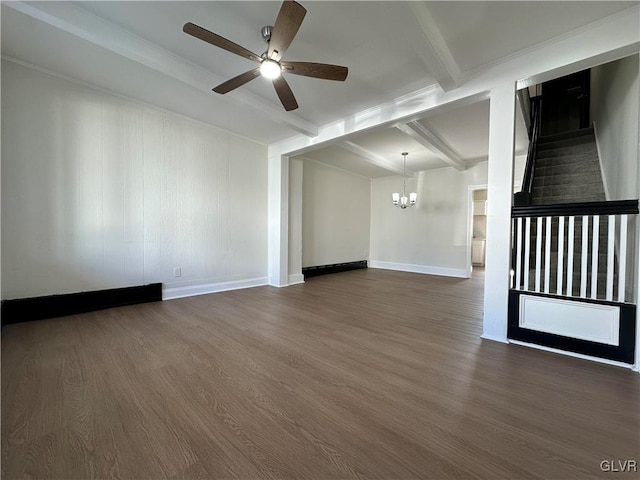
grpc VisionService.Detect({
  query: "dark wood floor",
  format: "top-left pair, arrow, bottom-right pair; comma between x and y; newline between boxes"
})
2,269 -> 639,479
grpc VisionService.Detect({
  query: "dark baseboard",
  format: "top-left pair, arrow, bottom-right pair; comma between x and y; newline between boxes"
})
303,260 -> 367,279
1,283 -> 162,327
508,289 -> 636,364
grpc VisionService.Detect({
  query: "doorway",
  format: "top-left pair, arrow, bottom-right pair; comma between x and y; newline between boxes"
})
471,189 -> 488,269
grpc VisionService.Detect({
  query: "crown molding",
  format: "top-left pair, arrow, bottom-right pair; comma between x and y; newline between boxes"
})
460,4 -> 640,85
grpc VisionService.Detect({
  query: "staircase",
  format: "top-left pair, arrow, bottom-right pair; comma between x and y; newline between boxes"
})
518,127 -> 617,300
531,127 -> 605,205
509,72 -> 639,364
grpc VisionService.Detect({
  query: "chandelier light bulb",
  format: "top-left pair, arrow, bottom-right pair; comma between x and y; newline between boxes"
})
260,59 -> 281,79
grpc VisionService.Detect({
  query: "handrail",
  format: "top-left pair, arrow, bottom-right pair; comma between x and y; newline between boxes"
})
514,96 -> 542,206
512,199 -> 639,218
516,88 -> 532,137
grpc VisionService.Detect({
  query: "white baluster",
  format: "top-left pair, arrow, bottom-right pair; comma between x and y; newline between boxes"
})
535,217 -> 543,292
566,216 -> 575,297
580,215 -> 588,298
544,216 -> 551,294
557,217 -> 564,295
524,218 -> 531,291
590,216 -> 600,299
618,215 -> 628,303
606,215 -> 615,301
516,217 -> 523,290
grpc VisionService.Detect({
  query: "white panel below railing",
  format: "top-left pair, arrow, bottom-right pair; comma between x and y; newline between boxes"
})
519,295 -> 620,346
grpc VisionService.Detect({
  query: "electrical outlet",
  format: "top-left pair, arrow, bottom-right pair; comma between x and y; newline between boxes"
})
174,267 -> 182,277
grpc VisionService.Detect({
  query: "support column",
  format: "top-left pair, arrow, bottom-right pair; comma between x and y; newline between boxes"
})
288,158 -> 304,285
483,81 -> 516,343
267,154 -> 289,287
634,54 -> 640,372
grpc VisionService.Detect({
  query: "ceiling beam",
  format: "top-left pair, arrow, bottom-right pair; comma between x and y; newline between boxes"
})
396,122 -> 466,171
338,141 -> 414,177
5,1 -> 319,137
402,2 -> 461,92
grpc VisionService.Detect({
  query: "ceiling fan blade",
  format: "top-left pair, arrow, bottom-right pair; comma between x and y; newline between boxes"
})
281,62 -> 348,81
272,76 -> 299,111
213,68 -> 261,94
183,22 -> 262,63
268,0 -> 306,61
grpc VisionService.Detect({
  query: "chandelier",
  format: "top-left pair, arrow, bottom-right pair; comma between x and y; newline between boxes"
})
392,152 -> 417,209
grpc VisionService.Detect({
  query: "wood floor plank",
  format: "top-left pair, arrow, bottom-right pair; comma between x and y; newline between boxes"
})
2,268 -> 639,479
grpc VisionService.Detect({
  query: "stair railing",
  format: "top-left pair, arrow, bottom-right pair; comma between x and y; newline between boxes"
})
514,96 -> 542,207
509,199 -> 638,365
511,200 -> 638,302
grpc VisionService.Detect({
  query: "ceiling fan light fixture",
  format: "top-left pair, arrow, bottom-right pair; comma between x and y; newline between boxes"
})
260,59 -> 281,79
184,0 -> 347,111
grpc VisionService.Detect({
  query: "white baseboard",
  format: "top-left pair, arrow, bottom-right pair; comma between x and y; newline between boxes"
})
288,274 -> 305,285
480,333 -> 509,344
509,340 -> 633,369
369,260 -> 469,278
163,277 -> 268,300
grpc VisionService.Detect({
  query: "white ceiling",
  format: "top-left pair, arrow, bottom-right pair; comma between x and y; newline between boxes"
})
300,99 -> 528,177
2,1 -> 636,178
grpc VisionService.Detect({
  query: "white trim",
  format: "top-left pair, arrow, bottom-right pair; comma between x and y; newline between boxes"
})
396,122 -> 466,171
480,334 -> 509,344
369,260 -> 470,279
288,274 -> 305,286
509,340 -> 634,370
592,122 -> 610,200
465,5 -> 640,86
163,277 -> 268,300
405,2 -> 460,91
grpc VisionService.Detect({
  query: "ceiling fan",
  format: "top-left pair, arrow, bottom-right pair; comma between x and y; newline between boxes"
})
183,0 -> 348,112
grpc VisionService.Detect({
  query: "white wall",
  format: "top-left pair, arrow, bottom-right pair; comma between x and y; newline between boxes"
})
1,60 -> 268,300
591,54 -> 640,200
301,160 -> 370,268
370,162 -> 490,277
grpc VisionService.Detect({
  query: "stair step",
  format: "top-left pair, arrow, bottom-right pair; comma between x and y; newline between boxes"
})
535,163 -> 601,177
533,183 -> 604,195
537,127 -> 594,144
536,143 -> 597,158
533,184 -> 605,199
531,194 -> 606,205
532,172 -> 603,187
537,134 -> 596,151
535,152 -> 600,167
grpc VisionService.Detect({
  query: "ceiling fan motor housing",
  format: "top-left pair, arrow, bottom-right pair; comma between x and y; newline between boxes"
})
261,26 -> 273,43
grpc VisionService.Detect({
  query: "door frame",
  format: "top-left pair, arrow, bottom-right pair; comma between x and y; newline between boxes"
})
467,184 -> 488,276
